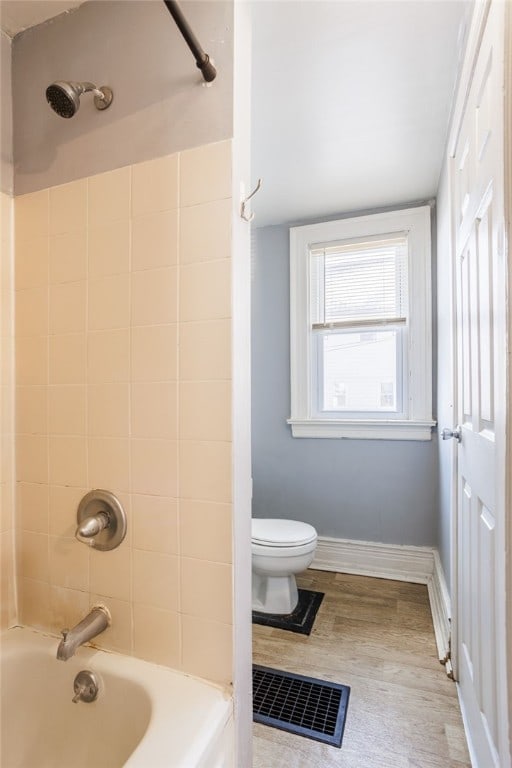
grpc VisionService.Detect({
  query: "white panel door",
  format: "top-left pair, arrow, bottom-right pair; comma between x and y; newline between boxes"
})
451,3 -> 509,766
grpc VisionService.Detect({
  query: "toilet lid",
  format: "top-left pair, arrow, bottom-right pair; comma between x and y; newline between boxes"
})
252,519 -> 317,547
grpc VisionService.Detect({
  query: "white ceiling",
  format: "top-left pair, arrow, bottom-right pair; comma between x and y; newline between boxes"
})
0,0 -> 84,38
251,1 -> 471,226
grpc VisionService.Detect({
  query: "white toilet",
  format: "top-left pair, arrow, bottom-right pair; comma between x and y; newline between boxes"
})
251,518 -> 318,615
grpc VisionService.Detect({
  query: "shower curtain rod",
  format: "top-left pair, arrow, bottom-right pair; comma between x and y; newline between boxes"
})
163,0 -> 217,82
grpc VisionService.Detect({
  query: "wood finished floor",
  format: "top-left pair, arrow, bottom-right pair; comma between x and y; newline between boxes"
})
252,569 -> 471,768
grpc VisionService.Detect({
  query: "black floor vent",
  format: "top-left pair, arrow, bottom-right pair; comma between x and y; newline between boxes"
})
252,665 -> 350,747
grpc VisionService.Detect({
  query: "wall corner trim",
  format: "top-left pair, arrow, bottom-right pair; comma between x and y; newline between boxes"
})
312,536 -> 451,662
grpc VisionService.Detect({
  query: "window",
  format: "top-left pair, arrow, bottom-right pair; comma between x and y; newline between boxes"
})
289,206 -> 435,440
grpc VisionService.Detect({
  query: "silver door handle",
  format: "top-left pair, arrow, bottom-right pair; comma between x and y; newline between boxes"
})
441,426 -> 462,442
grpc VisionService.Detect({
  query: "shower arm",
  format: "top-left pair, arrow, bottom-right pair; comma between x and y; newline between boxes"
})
162,0 -> 217,83
80,82 -> 108,100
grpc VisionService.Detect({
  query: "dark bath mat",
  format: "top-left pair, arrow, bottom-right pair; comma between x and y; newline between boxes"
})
253,664 -> 350,747
252,588 -> 324,635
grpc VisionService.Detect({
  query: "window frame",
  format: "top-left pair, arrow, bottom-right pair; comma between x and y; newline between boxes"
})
288,206 -> 435,440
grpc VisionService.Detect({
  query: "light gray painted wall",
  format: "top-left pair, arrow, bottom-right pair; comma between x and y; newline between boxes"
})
252,210 -> 438,546
12,0 -> 233,194
436,163 -> 454,588
1,31 -> 13,194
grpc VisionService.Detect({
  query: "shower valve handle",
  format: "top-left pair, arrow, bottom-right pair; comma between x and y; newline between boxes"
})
76,511 -> 110,539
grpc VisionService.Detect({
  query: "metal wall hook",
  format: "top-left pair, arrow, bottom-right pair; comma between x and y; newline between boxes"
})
241,178 -> 262,222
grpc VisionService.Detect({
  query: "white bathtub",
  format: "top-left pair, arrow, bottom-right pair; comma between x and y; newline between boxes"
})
1,626 -> 233,768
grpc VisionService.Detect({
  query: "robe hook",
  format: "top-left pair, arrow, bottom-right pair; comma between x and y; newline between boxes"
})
241,178 -> 262,222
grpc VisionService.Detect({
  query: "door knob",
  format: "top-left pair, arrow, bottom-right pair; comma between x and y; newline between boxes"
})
441,426 -> 462,442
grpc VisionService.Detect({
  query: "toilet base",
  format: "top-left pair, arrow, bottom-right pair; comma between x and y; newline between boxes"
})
252,572 -> 299,614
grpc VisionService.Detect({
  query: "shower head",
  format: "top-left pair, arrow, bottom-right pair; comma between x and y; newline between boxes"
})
45,81 -> 113,118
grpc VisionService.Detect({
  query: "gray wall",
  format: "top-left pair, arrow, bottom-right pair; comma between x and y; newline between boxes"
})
12,0 -> 233,194
435,164 -> 454,587
1,31 -> 13,194
252,213 -> 438,546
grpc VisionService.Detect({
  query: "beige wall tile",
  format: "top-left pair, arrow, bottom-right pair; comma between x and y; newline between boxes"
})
11,144 -> 233,683
179,260 -> 231,322
179,381 -> 231,442
1,190 -> 12,234
50,585 -> 90,635
87,329 -> 129,384
133,549 -> 179,611
49,179 -> 87,235
0,486 -> 14,533
90,543 -> 131,601
181,558 -> 232,624
179,320 -> 231,381
180,141 -> 231,207
16,236 -> 49,290
17,482 -> 49,534
49,535 -> 89,591
131,267 -> 177,326
49,232 -> 87,285
16,336 -> 48,386
0,485 -> 14,533
0,531 -> 16,629
132,495 -> 178,554
16,385 -> 48,434
133,603 -> 180,667
88,383 -> 129,436
49,485 -> 86,537
88,166 -> 131,226
89,594 -> 133,654
132,154 -> 179,217
49,282 -> 86,334
16,434 -> 48,484
87,437 -> 130,492
15,189 -> 49,241
16,286 -> 48,337
48,386 -> 86,435
49,435 -> 87,487
88,274 -> 130,330
131,382 -> 177,439
49,333 -> 86,385
179,500 -> 232,564
131,438 -> 177,497
179,199 -> 231,265
181,614 -> 232,685
131,324 -> 177,382
20,530 -> 49,582
179,440 -> 231,503
132,209 -> 178,271
20,578 -> 51,630
88,220 -> 130,278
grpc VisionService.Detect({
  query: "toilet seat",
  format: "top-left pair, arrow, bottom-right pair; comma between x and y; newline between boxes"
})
251,519 -> 317,547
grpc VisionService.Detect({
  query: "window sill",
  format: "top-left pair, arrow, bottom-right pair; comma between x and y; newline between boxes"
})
287,418 -> 436,441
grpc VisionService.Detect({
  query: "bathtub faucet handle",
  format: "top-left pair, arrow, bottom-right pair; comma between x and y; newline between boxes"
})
75,490 -> 127,551
61,629 -> 69,641
76,511 -> 110,540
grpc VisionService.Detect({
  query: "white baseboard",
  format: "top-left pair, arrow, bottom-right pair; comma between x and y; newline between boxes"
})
312,536 -> 451,662
427,549 -> 452,663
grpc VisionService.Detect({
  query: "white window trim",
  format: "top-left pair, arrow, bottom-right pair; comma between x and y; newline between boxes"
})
288,205 -> 436,440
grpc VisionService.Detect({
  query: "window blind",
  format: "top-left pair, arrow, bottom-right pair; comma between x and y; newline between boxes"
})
310,235 -> 408,329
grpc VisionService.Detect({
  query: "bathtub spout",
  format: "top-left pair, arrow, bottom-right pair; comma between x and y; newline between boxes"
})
56,606 -> 111,661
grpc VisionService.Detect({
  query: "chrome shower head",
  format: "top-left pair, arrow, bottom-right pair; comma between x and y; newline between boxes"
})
45,81 -> 113,118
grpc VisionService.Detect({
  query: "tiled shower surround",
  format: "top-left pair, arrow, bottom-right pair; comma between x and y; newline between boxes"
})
13,141 -> 233,685
1,191 -> 16,630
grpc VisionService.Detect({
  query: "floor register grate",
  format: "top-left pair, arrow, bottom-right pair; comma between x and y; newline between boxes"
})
252,665 -> 350,747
